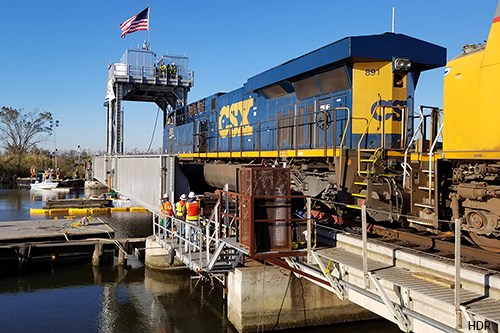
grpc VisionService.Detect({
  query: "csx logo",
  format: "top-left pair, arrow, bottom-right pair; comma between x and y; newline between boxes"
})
218,98 -> 254,138
370,100 -> 406,121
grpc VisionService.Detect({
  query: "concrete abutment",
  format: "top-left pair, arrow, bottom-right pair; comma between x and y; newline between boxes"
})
227,262 -> 378,332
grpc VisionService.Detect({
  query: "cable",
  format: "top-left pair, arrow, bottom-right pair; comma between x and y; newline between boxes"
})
272,271 -> 292,330
146,106 -> 161,154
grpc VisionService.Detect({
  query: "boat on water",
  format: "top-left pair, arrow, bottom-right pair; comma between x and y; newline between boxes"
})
30,179 -> 59,190
30,169 -> 59,190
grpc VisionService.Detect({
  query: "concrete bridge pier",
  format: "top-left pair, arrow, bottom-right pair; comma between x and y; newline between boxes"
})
227,262 -> 377,333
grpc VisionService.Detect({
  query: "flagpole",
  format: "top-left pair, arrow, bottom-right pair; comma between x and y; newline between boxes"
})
148,4 -> 150,48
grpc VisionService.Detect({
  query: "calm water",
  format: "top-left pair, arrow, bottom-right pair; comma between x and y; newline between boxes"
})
0,188 -> 400,333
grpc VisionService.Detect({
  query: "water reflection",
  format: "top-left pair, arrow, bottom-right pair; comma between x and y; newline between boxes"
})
0,188 -> 400,333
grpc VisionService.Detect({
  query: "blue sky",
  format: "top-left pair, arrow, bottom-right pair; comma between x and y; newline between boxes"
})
1,1 -> 496,153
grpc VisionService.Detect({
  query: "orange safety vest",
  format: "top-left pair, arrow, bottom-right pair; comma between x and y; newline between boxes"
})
161,201 -> 173,216
176,201 -> 186,218
186,200 -> 200,221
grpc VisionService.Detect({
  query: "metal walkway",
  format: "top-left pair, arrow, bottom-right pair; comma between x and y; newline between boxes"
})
151,210 -> 500,333
306,245 -> 500,333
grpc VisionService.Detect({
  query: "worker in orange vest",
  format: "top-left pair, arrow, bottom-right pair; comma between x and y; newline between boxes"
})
160,193 -> 174,237
176,194 -> 187,243
185,191 -> 200,251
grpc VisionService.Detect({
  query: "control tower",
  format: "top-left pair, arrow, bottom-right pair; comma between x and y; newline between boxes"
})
104,42 -> 193,154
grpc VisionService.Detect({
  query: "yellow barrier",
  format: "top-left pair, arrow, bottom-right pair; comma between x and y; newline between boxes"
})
110,207 -> 128,212
68,208 -> 89,215
89,208 -> 109,214
49,208 -> 70,214
30,207 -> 148,215
30,208 -> 46,214
129,207 -> 147,212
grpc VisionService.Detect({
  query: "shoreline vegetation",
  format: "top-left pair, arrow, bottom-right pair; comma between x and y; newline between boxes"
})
0,151 -> 91,186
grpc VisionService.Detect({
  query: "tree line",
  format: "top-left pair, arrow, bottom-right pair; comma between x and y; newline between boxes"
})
0,107 -> 93,185
0,106 -> 162,185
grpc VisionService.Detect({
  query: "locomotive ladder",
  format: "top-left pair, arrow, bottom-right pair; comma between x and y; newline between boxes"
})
354,105 -> 408,208
405,106 -> 443,227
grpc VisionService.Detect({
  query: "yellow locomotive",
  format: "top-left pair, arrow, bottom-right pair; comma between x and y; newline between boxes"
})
437,1 -> 500,251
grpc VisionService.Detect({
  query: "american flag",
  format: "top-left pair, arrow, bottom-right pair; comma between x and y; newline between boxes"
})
120,7 -> 149,38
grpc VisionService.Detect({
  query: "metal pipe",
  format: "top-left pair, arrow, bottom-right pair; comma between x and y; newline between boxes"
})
307,197 -> 312,264
362,204 -> 368,286
455,218 -> 462,329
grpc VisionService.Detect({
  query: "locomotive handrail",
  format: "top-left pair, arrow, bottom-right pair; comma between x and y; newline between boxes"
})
428,114 -> 444,204
335,107 -> 351,185
192,106 -> 350,157
357,104 -> 408,176
402,106 -> 425,188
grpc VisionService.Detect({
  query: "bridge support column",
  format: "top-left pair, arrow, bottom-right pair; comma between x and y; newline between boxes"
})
227,262 -> 377,333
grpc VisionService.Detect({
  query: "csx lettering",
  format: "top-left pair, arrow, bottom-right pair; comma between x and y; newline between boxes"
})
370,100 -> 405,121
218,98 -> 254,138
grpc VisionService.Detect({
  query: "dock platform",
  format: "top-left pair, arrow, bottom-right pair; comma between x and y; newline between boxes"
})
0,217 -> 114,243
0,218 -> 149,274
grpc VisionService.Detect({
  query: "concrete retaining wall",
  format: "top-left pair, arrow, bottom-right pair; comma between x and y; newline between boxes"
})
227,261 -> 377,332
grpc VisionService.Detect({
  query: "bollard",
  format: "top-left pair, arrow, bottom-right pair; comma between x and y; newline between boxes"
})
117,249 -> 127,266
92,242 -> 103,266
17,246 -> 31,272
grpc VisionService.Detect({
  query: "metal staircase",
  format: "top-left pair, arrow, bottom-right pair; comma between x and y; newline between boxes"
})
207,239 -> 244,273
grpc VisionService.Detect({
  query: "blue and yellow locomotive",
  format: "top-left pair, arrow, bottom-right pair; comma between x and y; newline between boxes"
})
163,1 -> 500,252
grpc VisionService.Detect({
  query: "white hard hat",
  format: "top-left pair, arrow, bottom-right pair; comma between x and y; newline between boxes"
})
163,193 -> 169,199
188,191 -> 196,199
180,194 -> 187,200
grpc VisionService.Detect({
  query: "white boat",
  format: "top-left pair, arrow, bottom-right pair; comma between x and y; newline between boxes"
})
30,180 -> 59,190
30,169 -> 59,190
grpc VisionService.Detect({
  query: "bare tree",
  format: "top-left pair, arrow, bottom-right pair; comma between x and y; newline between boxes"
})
0,107 -> 53,168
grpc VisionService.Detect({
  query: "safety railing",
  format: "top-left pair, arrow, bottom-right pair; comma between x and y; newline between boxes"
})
152,192 -> 314,269
109,63 -> 194,84
187,106 -> 351,159
152,200 -> 241,270
152,212 -> 212,270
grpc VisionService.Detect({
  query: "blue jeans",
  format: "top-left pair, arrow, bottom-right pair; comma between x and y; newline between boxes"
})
161,217 -> 171,229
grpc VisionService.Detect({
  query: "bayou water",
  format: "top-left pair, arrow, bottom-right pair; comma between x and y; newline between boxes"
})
0,188 -> 400,333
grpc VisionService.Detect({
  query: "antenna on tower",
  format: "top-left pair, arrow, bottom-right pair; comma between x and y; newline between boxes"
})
392,7 -> 395,33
